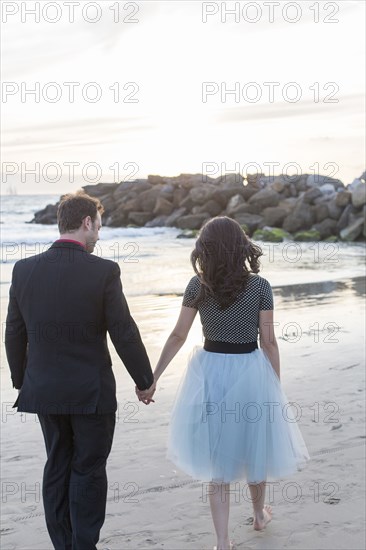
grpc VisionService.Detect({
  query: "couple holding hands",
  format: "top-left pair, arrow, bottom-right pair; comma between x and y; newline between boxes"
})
5,191 -> 309,550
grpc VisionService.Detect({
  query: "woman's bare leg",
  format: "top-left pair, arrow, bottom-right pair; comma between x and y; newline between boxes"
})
208,482 -> 231,549
248,481 -> 272,530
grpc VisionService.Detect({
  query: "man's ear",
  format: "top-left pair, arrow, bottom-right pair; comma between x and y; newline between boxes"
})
83,216 -> 92,230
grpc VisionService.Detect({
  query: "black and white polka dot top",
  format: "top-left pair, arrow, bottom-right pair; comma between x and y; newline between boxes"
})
182,274 -> 274,344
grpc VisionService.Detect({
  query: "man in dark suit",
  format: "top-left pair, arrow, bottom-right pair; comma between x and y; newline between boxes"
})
5,191 -> 156,550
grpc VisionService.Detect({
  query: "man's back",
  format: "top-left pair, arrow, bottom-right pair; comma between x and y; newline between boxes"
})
5,240 -> 153,414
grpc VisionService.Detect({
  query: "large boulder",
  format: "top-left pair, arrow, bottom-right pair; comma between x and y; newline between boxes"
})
302,187 -> 322,204
229,203 -> 261,216
282,202 -> 315,232
232,213 -> 264,234
128,211 -> 154,226
113,190 -> 138,207
278,197 -> 298,212
351,180 -> 366,208
284,173 -> 303,184
319,183 -> 336,196
97,193 -> 118,217
176,213 -> 209,230
257,175 -> 273,187
226,194 -> 245,215
313,218 -> 338,239
82,182 -> 118,197
216,186 -> 250,203
189,184 -> 219,205
282,214 -> 302,233
213,173 -> 244,188
248,188 -> 280,209
105,204 -> 128,227
145,215 -> 169,227
165,207 -> 187,227
270,176 -> 288,193
196,200 -> 222,217
153,197 -> 174,216
306,175 -> 343,189
261,206 -> 288,227
172,187 -> 189,207
121,197 -> 141,211
287,183 -> 298,197
139,186 -> 164,211
173,173 -> 209,189
241,183 -> 262,201
246,173 -> 266,186
113,180 -> 151,201
147,175 -> 166,185
179,194 -> 195,211
191,206 -> 202,215
30,203 -> 58,224
270,180 -> 285,193
314,203 -> 329,223
340,217 -> 364,241
335,190 -> 351,207
348,177 -> 363,190
336,204 -> 353,231
326,197 -> 344,220
160,184 -> 175,200
294,177 -> 308,193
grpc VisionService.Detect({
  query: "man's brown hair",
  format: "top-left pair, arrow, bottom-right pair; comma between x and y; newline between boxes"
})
57,190 -> 105,234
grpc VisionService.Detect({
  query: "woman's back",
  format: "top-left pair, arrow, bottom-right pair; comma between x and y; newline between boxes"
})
152,216 -> 310,546
183,273 -> 273,344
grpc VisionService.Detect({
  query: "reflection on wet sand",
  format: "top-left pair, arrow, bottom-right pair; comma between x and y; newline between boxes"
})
138,276 -> 365,310
275,276 -> 366,306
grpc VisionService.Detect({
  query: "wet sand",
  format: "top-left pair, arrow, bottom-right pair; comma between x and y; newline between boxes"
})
1,276 -> 365,549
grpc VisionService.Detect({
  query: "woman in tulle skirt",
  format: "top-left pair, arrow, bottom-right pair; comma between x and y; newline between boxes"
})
136,216 -> 310,550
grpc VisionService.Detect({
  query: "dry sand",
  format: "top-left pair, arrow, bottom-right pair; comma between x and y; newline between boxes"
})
1,277 -> 365,549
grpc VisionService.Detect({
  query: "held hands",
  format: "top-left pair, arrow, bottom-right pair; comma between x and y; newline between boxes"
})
135,379 -> 156,405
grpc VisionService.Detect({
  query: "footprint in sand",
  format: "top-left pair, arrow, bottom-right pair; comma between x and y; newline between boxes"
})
324,497 -> 341,504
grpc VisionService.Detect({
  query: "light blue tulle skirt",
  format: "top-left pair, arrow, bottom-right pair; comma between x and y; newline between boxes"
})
167,346 -> 310,483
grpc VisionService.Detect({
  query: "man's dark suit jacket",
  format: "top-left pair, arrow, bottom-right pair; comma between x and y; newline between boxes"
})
5,240 -> 154,415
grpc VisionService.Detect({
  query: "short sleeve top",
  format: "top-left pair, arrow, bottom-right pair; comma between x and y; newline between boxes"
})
182,274 -> 273,344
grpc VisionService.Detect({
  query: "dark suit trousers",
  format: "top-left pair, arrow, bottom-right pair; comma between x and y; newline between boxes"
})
37,413 -> 116,550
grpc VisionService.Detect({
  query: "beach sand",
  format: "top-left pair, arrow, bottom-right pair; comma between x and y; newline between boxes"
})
1,277 -> 365,550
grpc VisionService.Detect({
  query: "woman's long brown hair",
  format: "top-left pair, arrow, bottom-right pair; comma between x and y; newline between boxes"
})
190,216 -> 263,309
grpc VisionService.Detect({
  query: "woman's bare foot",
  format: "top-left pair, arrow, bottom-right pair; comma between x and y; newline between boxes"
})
253,504 -> 272,531
213,540 -> 235,550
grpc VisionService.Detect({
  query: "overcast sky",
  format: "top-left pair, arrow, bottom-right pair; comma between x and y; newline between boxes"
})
1,0 -> 365,194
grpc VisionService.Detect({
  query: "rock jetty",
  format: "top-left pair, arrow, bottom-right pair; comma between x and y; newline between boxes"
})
29,172 -> 366,242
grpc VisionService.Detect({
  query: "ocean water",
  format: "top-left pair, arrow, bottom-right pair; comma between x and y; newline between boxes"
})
1,194 -> 365,300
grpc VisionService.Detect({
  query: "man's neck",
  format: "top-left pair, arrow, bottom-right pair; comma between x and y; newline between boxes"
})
59,233 -> 84,242
56,236 -> 87,249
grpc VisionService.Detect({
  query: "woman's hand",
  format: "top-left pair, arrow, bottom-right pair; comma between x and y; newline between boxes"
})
135,380 -> 156,405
